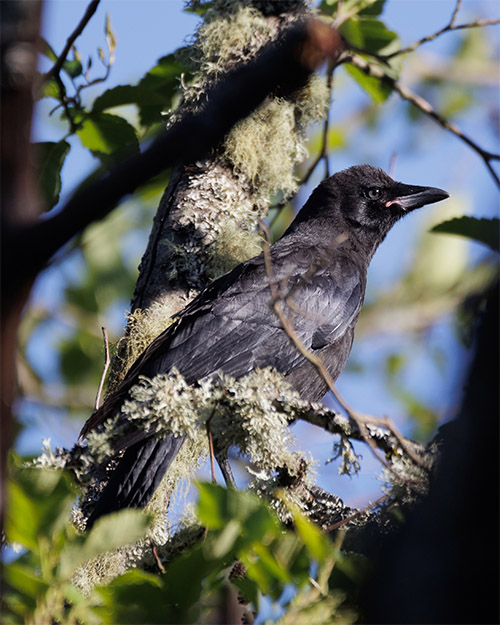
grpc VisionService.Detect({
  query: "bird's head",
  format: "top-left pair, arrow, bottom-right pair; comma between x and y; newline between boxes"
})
285,164 -> 449,255
327,164 -> 449,239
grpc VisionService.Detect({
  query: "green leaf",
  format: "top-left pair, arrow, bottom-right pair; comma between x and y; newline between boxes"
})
359,0 -> 386,16
320,0 -> 382,16
33,141 -> 70,210
62,59 -> 83,79
59,509 -> 151,579
197,482 -> 226,528
209,519 -> 241,558
344,63 -> 393,103
3,562 -> 50,599
60,331 -> 99,383
5,482 -> 40,551
92,85 -> 165,113
291,509 -> 333,564
96,569 -> 167,624
243,542 -> 292,598
197,483 -> 278,539
356,18 -> 398,54
76,112 -> 139,163
39,37 -> 58,62
338,16 -> 399,55
137,54 -> 186,126
5,466 -> 75,550
431,216 -> 500,253
35,73 -> 60,100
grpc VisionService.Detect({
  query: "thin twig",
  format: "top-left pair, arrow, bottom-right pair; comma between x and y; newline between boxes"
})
151,544 -> 166,574
259,224 -> 423,475
206,403 -> 220,484
94,327 -> 110,410
259,223 -> 428,476
42,0 -> 101,84
384,0 -> 500,60
301,65 -> 334,185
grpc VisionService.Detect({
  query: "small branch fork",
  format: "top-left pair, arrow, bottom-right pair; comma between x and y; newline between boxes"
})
384,0 -> 500,59
42,0 -> 101,84
39,0 -> 101,133
336,0 -> 500,188
345,54 -> 500,189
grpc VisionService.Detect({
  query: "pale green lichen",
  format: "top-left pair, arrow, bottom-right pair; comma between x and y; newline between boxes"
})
380,440 -> 438,505
179,3 -> 329,201
188,6 -> 278,80
205,221 -> 263,279
106,302 -> 179,393
71,366 -> 317,590
224,98 -> 307,198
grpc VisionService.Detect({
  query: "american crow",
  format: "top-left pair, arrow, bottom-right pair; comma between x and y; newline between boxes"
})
81,164 -> 448,526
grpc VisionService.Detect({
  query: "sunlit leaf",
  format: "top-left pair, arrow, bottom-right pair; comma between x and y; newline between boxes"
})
39,37 -> 57,62
291,508 -> 333,564
76,112 -> 139,163
35,73 -> 60,100
209,519 -> 241,558
92,85 -> 166,113
344,64 -> 393,103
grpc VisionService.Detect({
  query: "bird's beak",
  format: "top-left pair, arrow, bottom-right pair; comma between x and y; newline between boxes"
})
386,183 -> 449,211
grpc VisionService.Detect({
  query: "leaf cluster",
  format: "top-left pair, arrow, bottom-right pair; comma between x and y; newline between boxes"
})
2,457 -> 151,625
2,464 -> 363,625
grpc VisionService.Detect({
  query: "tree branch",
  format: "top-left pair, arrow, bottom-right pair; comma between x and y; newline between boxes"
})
384,0 -> 500,60
347,54 -> 500,189
41,0 -> 100,84
3,20 -> 343,292
301,63 -> 334,184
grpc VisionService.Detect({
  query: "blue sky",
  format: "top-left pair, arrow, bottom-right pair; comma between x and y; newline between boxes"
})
23,0 -> 500,506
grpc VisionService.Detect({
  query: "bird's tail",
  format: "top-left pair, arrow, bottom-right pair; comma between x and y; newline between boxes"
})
85,434 -> 185,529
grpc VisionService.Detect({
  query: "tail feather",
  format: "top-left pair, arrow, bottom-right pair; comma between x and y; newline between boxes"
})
86,435 -> 185,529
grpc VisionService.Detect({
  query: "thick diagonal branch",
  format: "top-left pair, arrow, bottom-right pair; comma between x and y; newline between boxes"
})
3,20 -> 343,294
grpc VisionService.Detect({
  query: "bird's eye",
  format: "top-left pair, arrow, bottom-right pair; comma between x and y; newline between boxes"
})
367,187 -> 382,200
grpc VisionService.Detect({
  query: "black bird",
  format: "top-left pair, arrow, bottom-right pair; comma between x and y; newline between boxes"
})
81,165 -> 448,526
